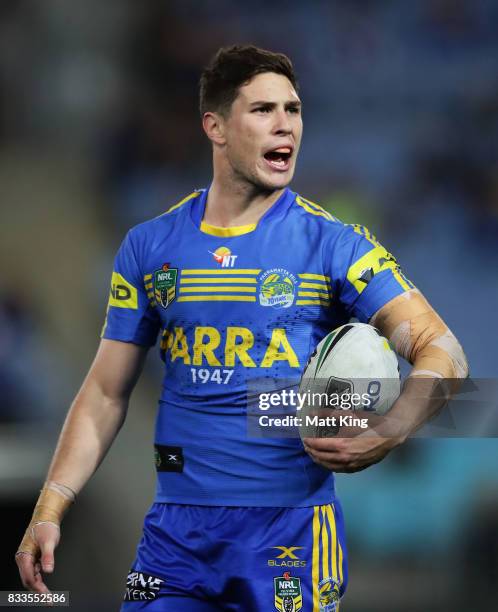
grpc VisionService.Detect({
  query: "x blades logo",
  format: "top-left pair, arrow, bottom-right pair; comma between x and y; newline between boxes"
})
154,444 -> 184,473
268,546 -> 306,568
272,547 -> 304,559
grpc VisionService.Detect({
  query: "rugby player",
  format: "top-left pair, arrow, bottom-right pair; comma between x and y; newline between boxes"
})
16,45 -> 468,611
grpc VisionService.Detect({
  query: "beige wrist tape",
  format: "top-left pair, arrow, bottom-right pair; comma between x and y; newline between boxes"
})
371,289 -> 468,380
16,486 -> 74,557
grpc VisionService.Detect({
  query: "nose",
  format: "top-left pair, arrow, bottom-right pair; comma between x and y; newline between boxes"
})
272,107 -> 292,135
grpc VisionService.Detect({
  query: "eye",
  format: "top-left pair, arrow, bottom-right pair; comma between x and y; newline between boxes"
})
288,106 -> 301,114
253,106 -> 272,113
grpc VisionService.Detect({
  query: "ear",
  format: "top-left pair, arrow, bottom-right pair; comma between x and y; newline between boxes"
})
202,112 -> 226,146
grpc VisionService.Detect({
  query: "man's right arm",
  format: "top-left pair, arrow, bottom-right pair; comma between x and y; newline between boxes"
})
15,338 -> 150,593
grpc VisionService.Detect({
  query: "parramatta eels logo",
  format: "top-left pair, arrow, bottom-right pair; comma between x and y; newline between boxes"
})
153,263 -> 178,309
274,572 -> 302,612
318,577 -> 341,612
259,268 -> 297,309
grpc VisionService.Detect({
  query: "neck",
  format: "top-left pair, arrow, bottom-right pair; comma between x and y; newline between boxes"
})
204,160 -> 285,227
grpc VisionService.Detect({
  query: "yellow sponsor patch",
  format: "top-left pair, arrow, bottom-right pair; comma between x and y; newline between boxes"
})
347,246 -> 399,295
108,271 -> 138,309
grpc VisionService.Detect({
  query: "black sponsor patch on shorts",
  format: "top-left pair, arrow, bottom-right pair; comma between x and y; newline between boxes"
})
124,569 -> 164,601
154,444 -> 184,473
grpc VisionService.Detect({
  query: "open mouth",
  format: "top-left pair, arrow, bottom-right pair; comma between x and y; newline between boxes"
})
263,147 -> 293,171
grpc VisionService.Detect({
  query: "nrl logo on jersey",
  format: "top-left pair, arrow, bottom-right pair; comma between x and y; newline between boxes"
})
209,246 -> 238,268
259,268 -> 297,309
274,572 -> 302,612
153,263 -> 178,309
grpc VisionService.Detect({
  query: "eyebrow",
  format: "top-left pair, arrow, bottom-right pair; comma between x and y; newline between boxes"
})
249,100 -> 302,109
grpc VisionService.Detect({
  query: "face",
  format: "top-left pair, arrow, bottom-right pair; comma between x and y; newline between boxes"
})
220,72 -> 303,191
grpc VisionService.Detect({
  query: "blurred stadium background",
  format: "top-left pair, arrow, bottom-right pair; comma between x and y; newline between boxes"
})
1,0 -> 498,610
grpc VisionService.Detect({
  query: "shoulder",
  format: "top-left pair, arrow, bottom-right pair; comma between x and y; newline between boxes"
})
127,189 -> 202,243
287,192 -> 390,264
290,192 -> 383,241
288,191 -> 353,240
113,189 -> 202,267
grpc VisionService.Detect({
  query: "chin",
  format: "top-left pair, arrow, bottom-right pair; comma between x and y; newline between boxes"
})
257,170 -> 295,192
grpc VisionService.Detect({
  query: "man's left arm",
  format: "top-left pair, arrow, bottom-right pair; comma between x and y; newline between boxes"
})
303,289 -> 468,472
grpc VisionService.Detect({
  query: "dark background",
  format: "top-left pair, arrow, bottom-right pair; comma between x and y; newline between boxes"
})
1,1 -> 497,610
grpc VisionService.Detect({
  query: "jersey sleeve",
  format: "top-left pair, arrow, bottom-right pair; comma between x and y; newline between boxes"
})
101,229 -> 160,346
330,224 -> 415,322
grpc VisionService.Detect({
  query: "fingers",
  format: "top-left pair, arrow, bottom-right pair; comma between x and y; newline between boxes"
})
34,523 -> 60,574
303,436 -> 390,472
304,445 -> 353,472
304,448 -> 365,472
40,542 -> 55,574
303,438 -> 344,470
303,437 -> 343,450
16,522 -> 60,593
15,553 -> 35,589
32,571 -> 51,595
15,553 -> 51,594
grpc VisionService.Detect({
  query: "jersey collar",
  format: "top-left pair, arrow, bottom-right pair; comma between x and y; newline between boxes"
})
190,186 -> 295,236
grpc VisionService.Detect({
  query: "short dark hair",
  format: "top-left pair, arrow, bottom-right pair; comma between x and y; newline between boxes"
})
199,45 -> 298,117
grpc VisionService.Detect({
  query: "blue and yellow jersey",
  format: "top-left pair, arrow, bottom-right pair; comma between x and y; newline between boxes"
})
102,188 -> 413,506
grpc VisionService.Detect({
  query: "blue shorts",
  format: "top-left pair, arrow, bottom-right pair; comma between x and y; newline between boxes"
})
120,502 -> 348,611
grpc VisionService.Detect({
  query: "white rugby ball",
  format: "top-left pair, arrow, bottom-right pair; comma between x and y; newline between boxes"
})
299,323 -> 400,436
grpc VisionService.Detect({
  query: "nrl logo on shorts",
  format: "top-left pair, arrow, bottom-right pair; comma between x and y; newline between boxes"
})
318,576 -> 341,612
274,571 -> 302,612
153,263 -> 178,309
